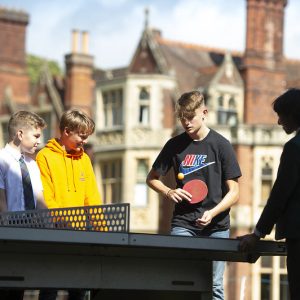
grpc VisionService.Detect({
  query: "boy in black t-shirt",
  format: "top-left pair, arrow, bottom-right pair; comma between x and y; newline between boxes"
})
146,90 -> 241,300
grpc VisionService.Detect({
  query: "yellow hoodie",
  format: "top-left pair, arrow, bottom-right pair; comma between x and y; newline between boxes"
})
36,138 -> 101,208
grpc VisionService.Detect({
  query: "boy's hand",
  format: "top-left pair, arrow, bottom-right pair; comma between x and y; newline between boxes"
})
195,210 -> 213,228
238,233 -> 260,252
166,188 -> 192,203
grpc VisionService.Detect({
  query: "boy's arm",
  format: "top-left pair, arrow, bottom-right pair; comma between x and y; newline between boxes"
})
0,188 -> 7,212
146,168 -> 191,203
146,168 -> 171,197
196,178 -> 239,227
84,157 -> 102,206
36,153 -> 60,209
35,190 -> 47,209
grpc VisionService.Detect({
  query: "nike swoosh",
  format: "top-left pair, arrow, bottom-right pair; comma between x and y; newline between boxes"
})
180,162 -> 215,176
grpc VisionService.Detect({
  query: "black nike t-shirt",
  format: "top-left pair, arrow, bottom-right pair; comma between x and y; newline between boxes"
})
152,129 -> 241,234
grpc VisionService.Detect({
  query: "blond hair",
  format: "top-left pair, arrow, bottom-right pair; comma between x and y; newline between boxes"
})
59,109 -> 95,135
8,111 -> 46,140
175,91 -> 205,120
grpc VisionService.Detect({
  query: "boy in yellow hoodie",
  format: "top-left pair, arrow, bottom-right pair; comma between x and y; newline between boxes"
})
36,109 -> 101,209
36,109 -> 101,300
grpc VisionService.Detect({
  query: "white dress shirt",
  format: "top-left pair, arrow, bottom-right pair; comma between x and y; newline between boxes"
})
0,144 -> 43,211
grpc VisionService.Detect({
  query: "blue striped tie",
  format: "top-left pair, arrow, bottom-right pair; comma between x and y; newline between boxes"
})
19,155 -> 35,210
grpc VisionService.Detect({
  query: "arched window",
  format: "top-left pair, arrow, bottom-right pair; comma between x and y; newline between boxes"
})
217,94 -> 238,126
139,87 -> 150,125
139,88 -> 150,100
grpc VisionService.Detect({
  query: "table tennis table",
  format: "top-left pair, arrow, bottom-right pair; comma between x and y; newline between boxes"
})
0,227 -> 286,299
0,205 -> 286,299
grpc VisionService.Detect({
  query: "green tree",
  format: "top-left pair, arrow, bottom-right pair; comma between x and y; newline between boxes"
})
26,54 -> 62,84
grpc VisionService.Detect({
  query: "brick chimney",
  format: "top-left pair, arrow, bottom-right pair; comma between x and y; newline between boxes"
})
64,30 -> 94,116
243,0 -> 287,124
0,7 -> 30,106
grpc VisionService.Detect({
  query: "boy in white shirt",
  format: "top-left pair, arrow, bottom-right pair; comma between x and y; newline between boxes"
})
0,110 -> 47,299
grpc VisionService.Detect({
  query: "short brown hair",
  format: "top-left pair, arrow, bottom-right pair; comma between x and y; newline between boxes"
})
8,111 -> 46,140
59,109 -> 95,135
175,91 -> 205,120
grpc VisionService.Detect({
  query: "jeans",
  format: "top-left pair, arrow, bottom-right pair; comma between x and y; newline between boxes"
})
171,226 -> 229,300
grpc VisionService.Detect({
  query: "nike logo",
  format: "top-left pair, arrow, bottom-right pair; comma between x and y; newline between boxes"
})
179,154 -> 215,176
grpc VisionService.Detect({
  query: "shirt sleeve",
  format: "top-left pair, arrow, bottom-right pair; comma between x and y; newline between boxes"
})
152,140 -> 174,176
220,139 -> 242,180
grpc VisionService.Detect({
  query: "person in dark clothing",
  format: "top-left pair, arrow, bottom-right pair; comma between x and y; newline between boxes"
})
239,88 -> 300,300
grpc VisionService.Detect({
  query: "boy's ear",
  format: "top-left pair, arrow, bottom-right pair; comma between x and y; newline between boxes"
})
16,130 -> 23,140
63,127 -> 70,136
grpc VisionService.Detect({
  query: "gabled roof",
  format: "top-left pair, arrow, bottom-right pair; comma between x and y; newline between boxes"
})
196,66 -> 218,90
154,34 -> 243,93
209,52 -> 244,88
94,67 -> 128,83
116,28 -> 244,93
127,29 -> 169,75
95,27 -> 300,93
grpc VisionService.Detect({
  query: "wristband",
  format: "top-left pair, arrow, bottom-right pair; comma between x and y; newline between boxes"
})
165,189 -> 172,197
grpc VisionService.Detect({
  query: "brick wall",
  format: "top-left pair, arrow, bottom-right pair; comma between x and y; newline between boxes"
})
64,52 -> 94,116
243,0 -> 287,125
0,7 -> 29,104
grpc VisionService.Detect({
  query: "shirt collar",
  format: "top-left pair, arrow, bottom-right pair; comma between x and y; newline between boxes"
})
4,143 -> 23,161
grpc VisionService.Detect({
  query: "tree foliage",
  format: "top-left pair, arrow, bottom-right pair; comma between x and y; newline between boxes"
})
26,54 -> 62,84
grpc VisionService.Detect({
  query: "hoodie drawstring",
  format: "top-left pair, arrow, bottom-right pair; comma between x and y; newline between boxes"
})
63,154 -> 70,192
71,158 -> 77,192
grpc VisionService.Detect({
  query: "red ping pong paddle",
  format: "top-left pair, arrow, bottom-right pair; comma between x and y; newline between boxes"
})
183,179 -> 208,204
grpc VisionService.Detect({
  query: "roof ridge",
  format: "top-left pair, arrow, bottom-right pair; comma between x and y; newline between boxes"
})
156,36 -> 243,57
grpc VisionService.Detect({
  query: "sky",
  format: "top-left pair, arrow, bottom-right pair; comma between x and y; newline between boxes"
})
1,0 -> 300,70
